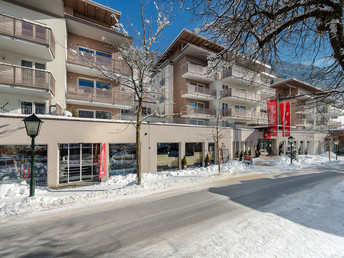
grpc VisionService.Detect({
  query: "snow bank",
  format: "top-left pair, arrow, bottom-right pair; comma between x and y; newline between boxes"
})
0,154 -> 343,218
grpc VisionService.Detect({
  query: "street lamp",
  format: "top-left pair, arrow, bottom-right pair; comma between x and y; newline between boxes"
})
334,139 -> 339,160
23,114 -> 43,197
288,136 -> 295,164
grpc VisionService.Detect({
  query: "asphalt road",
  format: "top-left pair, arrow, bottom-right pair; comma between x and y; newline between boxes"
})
0,165 -> 343,257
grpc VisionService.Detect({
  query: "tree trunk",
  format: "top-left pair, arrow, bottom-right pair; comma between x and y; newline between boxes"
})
136,98 -> 143,185
216,116 -> 221,174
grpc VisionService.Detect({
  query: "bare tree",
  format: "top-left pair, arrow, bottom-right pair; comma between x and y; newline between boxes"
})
97,0 -> 172,185
181,0 -> 344,91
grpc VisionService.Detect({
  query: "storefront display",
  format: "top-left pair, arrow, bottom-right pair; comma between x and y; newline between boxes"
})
109,144 -> 136,176
0,145 -> 47,185
157,143 -> 179,171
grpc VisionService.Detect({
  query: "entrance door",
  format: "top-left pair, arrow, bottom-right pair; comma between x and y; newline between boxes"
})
258,139 -> 274,155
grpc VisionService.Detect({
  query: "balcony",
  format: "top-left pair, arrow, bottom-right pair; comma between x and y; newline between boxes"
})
180,62 -> 217,83
295,107 -> 315,115
295,119 -> 313,127
181,84 -> 216,101
67,49 -> 131,77
66,84 -> 134,109
0,13 -> 55,60
317,106 -> 343,117
181,106 -> 216,119
221,108 -> 258,120
221,66 -> 271,87
0,63 -> 55,97
220,88 -> 260,104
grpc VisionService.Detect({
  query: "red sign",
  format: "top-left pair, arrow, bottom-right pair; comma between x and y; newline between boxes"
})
267,100 -> 278,136
99,143 -> 106,179
280,101 -> 290,137
264,132 -> 271,139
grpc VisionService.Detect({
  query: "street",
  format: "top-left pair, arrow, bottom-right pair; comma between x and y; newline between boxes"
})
0,165 -> 343,257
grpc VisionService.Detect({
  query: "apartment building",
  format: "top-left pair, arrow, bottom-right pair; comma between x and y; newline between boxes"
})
153,29 -> 276,127
271,78 -> 342,131
0,0 -> 134,119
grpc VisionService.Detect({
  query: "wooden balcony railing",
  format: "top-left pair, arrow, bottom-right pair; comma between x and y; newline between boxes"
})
220,88 -> 259,101
66,84 -> 134,106
0,13 -> 55,57
180,62 -> 217,80
67,49 -> 131,75
184,84 -> 216,98
183,106 -> 216,116
295,119 -> 313,126
0,63 -> 55,95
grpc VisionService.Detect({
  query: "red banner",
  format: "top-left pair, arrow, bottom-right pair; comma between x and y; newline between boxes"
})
267,100 -> 278,136
99,143 -> 106,179
280,101 -> 290,137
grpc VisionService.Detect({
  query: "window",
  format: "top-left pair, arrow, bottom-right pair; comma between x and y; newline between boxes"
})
142,107 -> 152,115
159,76 -> 166,86
190,101 -> 205,108
235,105 -> 246,110
78,47 -> 94,55
190,82 -> 205,88
78,110 -> 94,118
21,60 -> 32,68
96,51 -> 111,58
222,103 -> 228,110
78,110 -> 112,119
96,81 -> 110,89
35,103 -> 46,114
222,85 -> 229,90
21,102 -> 45,115
21,102 -> 32,114
78,78 -> 94,88
109,143 -> 136,176
96,111 -> 111,119
190,120 -> 206,125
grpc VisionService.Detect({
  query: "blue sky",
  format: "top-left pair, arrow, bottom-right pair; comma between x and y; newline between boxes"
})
97,0 -> 199,50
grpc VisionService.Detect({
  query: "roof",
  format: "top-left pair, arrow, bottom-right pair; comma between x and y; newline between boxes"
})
271,78 -> 323,93
156,29 -> 226,67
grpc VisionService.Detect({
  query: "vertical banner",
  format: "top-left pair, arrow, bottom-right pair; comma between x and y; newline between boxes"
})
280,101 -> 290,137
267,100 -> 278,136
99,143 -> 106,179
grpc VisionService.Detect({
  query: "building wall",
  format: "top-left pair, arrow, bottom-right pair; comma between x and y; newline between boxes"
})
0,0 -> 68,109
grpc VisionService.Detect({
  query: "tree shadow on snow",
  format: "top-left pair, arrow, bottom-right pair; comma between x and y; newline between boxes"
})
208,167 -> 344,237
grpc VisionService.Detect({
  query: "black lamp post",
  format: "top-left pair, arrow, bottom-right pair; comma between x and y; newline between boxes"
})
288,136 -> 295,164
23,114 -> 43,197
334,139 -> 339,160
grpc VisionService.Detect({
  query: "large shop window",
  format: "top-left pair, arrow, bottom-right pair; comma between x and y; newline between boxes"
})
0,145 -> 47,185
157,143 -> 179,172
59,143 -> 101,183
109,144 -> 136,176
185,142 -> 203,168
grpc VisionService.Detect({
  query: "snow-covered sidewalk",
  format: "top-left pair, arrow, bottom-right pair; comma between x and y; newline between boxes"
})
0,152 -> 343,219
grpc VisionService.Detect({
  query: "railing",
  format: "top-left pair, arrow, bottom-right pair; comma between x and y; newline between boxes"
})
221,108 -> 260,119
221,66 -> 271,86
295,107 -> 315,114
0,13 -> 55,57
295,119 -> 313,126
183,106 -> 216,116
183,84 -> 216,98
0,103 -> 46,115
66,84 -> 134,106
220,88 -> 259,101
0,63 -> 55,95
180,62 -> 217,80
67,49 -> 131,75
260,87 -> 276,96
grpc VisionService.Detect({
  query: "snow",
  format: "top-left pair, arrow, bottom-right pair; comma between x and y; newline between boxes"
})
0,152 -> 342,219
1,153 -> 344,256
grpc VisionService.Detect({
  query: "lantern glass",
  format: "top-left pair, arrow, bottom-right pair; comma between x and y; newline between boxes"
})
288,136 -> 294,144
23,114 -> 43,137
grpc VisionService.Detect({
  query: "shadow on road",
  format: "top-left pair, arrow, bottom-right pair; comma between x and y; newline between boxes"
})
208,167 -> 344,237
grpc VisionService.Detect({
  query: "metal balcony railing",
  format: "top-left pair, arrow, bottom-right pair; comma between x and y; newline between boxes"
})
184,84 -> 216,98
0,63 -> 55,95
0,13 -> 55,57
67,49 -> 131,75
66,84 -> 134,106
